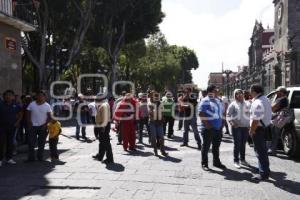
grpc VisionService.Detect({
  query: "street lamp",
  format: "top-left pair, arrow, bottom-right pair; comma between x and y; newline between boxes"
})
223,69 -> 233,98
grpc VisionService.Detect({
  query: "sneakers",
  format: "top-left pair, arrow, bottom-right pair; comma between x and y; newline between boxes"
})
252,174 -> 269,182
7,159 -> 16,164
202,164 -> 209,171
240,160 -> 250,167
234,162 -> 241,169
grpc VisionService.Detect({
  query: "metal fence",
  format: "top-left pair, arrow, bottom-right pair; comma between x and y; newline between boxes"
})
0,0 -> 13,16
0,0 -> 36,26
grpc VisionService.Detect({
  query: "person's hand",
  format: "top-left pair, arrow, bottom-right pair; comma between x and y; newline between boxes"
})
230,121 -> 237,128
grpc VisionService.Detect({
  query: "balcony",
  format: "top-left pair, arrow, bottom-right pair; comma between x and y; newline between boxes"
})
0,0 -> 36,32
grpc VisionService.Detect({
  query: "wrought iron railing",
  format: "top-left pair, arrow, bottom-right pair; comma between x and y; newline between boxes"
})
0,0 -> 36,26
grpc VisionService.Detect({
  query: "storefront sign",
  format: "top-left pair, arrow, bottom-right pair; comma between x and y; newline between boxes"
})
4,37 -> 17,51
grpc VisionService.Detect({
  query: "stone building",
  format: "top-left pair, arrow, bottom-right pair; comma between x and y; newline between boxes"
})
273,0 -> 300,87
0,0 -> 35,95
233,21 -> 275,93
208,72 -> 224,90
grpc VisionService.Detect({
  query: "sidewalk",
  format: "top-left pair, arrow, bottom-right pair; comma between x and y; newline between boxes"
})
0,122 -> 300,200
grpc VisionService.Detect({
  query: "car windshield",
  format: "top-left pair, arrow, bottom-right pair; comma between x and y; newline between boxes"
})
290,91 -> 300,109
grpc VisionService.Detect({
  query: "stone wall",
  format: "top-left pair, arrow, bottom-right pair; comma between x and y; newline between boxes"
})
0,21 -> 22,95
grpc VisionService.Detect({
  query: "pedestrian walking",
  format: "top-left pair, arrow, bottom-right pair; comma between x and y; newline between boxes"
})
47,118 -> 61,161
249,84 -> 272,181
0,90 -> 22,166
227,89 -> 250,169
199,85 -> 226,171
26,91 -> 52,162
93,93 -> 113,164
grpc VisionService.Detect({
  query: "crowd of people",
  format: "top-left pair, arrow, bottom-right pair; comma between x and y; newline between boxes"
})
0,83 -> 292,182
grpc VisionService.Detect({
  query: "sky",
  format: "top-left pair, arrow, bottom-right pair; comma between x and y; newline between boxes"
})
160,0 -> 274,89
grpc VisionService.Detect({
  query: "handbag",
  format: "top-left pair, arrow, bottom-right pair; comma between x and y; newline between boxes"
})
271,108 -> 294,129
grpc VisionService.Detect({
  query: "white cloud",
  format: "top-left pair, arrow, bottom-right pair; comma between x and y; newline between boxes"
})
160,0 -> 274,89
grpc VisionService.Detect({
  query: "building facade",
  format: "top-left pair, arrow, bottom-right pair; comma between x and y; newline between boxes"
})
0,0 -> 35,95
273,0 -> 300,87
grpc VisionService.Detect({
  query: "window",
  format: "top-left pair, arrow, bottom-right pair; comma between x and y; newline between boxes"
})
267,92 -> 277,103
290,91 -> 300,109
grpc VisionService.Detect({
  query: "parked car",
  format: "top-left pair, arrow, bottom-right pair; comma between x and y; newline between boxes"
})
267,87 -> 300,158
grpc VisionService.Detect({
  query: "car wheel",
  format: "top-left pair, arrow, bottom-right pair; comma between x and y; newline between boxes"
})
281,128 -> 299,157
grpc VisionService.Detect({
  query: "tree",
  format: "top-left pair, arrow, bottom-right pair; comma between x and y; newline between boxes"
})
21,0 -> 94,89
168,45 -> 199,84
88,0 -> 164,92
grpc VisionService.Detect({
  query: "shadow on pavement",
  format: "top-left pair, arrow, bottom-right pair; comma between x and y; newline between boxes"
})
159,155 -> 182,163
0,149 -> 70,200
269,171 -> 300,195
105,163 -> 125,172
209,168 -> 257,183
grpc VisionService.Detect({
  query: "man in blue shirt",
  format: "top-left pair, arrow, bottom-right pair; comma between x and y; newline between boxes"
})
0,90 -> 22,166
199,85 -> 226,171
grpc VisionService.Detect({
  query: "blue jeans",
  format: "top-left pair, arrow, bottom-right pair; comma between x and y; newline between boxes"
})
270,125 -> 280,153
183,116 -> 201,145
253,127 -> 270,178
149,122 -> 164,139
138,117 -> 150,143
201,128 -> 222,165
232,127 -> 249,162
76,115 -> 87,138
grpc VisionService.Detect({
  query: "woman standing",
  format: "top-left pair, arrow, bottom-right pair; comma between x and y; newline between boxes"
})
227,89 -> 250,168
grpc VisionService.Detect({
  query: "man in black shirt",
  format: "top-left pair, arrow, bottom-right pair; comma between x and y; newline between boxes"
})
0,90 -> 22,166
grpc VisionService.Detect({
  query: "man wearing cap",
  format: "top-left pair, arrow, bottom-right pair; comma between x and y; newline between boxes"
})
269,86 -> 289,155
93,93 -> 113,164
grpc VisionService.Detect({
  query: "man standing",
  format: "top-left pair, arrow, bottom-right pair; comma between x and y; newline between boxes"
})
0,90 -> 22,166
199,85 -> 226,171
181,88 -> 202,150
137,93 -> 149,144
88,99 -> 99,140
249,84 -> 272,181
162,92 -> 175,139
93,93 -> 113,164
74,94 -> 89,140
27,91 -> 52,162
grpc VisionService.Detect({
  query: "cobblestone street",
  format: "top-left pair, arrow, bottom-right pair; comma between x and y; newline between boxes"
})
0,122 -> 300,200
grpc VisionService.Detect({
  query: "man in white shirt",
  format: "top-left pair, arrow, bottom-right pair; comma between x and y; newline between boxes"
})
27,91 -> 52,162
249,84 -> 272,181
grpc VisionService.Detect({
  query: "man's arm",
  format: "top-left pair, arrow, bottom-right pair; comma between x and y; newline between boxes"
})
199,112 -> 211,129
249,120 -> 259,136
